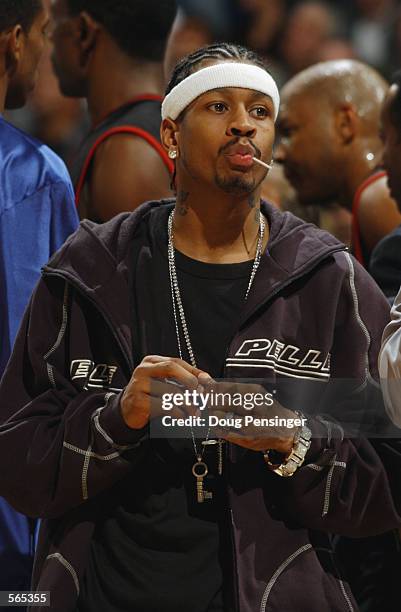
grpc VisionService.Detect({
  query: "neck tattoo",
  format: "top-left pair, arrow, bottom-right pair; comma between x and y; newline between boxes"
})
176,190 -> 190,216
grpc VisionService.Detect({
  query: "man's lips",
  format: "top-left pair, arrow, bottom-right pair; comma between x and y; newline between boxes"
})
225,145 -> 257,169
227,153 -> 254,168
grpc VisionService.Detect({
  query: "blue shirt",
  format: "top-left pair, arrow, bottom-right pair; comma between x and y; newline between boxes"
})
0,116 -> 79,593
0,116 -> 79,373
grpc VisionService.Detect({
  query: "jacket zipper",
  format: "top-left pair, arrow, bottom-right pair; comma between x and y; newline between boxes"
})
42,270 -> 134,373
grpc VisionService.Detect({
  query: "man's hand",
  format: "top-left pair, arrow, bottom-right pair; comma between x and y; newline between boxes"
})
120,355 -> 212,429
205,381 -> 299,454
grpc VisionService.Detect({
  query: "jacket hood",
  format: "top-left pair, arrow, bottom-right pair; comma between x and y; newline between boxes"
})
45,198 -> 346,291
43,199 -> 346,348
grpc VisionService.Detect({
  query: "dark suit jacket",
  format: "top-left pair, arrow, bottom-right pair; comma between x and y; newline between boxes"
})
369,224 -> 401,303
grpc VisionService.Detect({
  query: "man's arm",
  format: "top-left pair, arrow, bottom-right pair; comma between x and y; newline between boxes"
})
358,175 -> 401,252
0,272 -> 207,520
0,277 -> 147,519
270,254 -> 401,536
379,287 -> 401,428
89,135 -> 171,222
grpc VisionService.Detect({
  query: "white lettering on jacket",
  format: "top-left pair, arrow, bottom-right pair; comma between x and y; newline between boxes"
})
70,360 -> 120,390
227,339 -> 331,381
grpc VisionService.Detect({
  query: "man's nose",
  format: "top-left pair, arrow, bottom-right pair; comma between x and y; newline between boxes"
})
227,109 -> 256,138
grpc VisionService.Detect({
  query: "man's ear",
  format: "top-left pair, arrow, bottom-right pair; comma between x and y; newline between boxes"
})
334,104 -> 358,144
160,118 -> 180,152
4,25 -> 24,73
77,11 -> 99,68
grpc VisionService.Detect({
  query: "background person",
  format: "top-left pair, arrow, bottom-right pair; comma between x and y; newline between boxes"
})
275,59 -> 401,267
0,0 -> 79,601
370,71 -> 401,300
378,73 -> 401,429
50,0 -> 176,221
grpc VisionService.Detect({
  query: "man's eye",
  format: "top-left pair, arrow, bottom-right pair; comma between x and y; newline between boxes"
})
250,107 -> 270,118
209,102 -> 227,113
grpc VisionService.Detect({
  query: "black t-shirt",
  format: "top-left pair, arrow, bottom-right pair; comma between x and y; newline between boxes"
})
77,205 -> 254,612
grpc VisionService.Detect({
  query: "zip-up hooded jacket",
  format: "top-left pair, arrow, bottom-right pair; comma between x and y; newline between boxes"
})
0,200 -> 400,612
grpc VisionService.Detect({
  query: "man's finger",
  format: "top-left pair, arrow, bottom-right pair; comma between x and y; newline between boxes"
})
142,355 -> 212,380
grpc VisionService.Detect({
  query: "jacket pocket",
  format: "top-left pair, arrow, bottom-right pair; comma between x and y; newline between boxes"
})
259,544 -> 358,612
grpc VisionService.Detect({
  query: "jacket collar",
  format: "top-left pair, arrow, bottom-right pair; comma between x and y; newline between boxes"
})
43,200 -> 170,368
240,202 -> 346,325
43,198 -> 346,361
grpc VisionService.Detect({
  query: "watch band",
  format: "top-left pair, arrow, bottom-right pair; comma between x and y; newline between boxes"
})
263,420 -> 312,477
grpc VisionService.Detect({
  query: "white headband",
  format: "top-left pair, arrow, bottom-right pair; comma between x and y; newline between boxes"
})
162,62 -> 280,122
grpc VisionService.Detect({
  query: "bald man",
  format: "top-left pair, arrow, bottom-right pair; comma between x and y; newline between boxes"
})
277,60 -> 401,612
370,73 -> 401,301
276,59 -> 401,267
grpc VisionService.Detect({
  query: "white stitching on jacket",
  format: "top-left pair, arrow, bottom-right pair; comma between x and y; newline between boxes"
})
63,441 -> 123,461
314,547 -> 355,611
322,455 -> 347,517
46,553 -> 80,595
81,443 -> 92,501
306,463 -> 324,471
338,578 -> 355,612
44,283 -> 69,388
74,394 -> 142,501
307,460 -> 347,473
323,457 -> 338,517
259,544 -> 312,611
47,364 -> 56,390
305,458 -> 347,516
92,395 -> 140,451
44,283 -> 69,361
344,253 -> 371,382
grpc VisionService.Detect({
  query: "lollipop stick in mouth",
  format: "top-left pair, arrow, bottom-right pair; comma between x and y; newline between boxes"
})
253,157 -> 273,170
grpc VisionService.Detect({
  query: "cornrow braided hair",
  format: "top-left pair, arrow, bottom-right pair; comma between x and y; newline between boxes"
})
165,42 -> 269,96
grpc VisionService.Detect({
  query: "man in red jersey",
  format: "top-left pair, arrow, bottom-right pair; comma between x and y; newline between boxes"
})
50,0 -> 176,221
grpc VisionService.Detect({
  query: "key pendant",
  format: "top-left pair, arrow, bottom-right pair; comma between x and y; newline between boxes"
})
192,457 -> 212,503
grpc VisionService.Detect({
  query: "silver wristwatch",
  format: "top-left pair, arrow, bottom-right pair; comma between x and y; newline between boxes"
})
263,421 -> 312,477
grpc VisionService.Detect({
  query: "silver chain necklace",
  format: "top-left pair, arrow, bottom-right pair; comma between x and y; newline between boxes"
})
167,209 -> 266,503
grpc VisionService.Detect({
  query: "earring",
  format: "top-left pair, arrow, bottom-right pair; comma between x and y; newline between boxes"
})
168,149 -> 178,160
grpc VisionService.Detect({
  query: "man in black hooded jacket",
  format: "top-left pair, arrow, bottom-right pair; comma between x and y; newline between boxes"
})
1,44 -> 401,612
